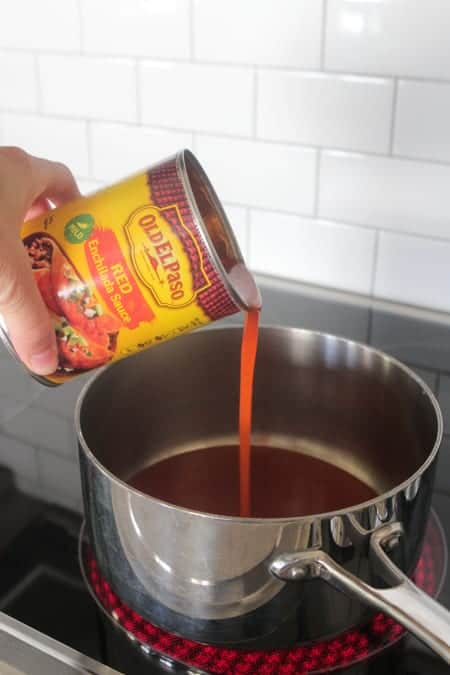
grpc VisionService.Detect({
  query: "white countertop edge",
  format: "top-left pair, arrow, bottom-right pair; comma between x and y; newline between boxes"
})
0,611 -> 122,674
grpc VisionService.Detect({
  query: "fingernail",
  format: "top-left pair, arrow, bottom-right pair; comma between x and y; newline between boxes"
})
29,347 -> 57,375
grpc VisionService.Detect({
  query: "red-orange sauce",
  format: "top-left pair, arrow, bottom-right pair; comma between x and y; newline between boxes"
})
128,445 -> 376,517
238,309 -> 260,516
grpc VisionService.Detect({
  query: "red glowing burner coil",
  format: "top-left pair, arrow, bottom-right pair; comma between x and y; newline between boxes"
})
82,513 -> 446,674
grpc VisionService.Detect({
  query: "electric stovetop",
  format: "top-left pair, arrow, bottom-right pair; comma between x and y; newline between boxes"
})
0,278 -> 449,674
0,480 -> 447,674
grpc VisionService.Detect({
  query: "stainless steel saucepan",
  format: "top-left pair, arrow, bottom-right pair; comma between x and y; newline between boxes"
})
76,327 -> 450,662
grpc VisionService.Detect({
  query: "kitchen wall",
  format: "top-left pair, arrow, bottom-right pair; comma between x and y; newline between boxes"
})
1,1 -> 450,311
1,0 -> 450,508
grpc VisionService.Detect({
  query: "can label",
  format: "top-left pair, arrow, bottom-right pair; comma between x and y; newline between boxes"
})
21,157 -> 239,384
124,205 -> 211,308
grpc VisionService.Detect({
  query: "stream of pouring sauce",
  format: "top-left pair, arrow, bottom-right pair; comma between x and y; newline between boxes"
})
128,304 -> 378,516
238,309 -> 260,516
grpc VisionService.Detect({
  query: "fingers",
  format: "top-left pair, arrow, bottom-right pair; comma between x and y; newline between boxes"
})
27,153 -> 81,207
0,147 -> 80,376
25,196 -> 52,222
0,236 -> 57,375
0,147 -> 81,221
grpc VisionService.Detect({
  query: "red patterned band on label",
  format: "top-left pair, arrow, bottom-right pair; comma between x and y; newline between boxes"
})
147,159 -> 239,321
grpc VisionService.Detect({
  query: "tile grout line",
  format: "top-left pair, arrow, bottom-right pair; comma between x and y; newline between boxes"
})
3,44 -> 449,86
0,427 -> 77,464
67,173 -> 450,249
76,0 -> 84,53
320,0 -> 328,70
435,372 -> 442,400
85,120 -> 93,179
35,444 -> 79,468
366,304 -> 374,345
208,201 -> 450,247
17,478 -> 82,511
252,68 -> 258,138
58,164 -> 450,247
3,42 -> 450,89
33,52 -> 43,113
369,228 -> 380,295
245,207 -> 251,264
135,58 -> 142,125
5,105 -> 450,169
389,78 -> 399,154
191,131 -> 198,154
35,449 -> 82,505
313,150 -> 322,216
189,0 -> 195,61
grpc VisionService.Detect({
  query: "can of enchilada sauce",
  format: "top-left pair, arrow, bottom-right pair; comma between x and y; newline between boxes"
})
0,150 -> 260,385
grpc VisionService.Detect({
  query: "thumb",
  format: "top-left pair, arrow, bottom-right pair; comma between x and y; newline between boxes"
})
0,237 -> 57,375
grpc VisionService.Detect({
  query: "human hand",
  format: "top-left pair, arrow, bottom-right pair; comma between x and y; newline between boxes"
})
0,147 -> 80,375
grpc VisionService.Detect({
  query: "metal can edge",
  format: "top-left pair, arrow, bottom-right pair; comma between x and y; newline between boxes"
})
175,149 -> 254,312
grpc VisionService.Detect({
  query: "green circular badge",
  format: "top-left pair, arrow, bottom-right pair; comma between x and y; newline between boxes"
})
64,213 -> 94,244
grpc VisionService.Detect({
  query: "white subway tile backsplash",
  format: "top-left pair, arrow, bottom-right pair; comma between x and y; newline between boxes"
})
39,55 -> 137,123
35,375 -> 89,420
0,0 -> 80,51
14,476 -> 41,498
1,407 -> 73,457
37,452 -> 82,506
0,53 -> 38,112
411,367 -> 437,395
139,62 -> 253,135
81,0 -> 190,59
76,178 -> 104,194
0,434 -> 39,484
0,113 -> 89,177
249,211 -> 375,295
257,71 -> 393,153
0,355 -> 42,414
319,152 -> 450,240
193,0 -> 322,69
375,232 -> 450,313
196,136 -> 316,214
91,122 -> 192,182
438,376 -> 450,431
0,393 -> 38,429
325,0 -> 450,79
223,205 -> 248,259
394,80 -> 450,163
16,476 -> 83,512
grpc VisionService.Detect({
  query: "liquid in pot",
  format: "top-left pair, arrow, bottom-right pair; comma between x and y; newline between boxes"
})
128,445 -> 377,518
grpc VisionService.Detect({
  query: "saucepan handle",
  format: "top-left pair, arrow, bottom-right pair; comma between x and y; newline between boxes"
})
270,522 -> 450,664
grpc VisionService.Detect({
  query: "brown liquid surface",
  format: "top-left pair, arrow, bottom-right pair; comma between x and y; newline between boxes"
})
128,445 -> 377,517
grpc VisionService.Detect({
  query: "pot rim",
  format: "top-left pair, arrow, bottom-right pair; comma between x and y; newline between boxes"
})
75,325 -> 443,524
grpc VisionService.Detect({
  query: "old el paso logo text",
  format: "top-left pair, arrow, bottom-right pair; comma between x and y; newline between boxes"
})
125,205 -> 205,308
